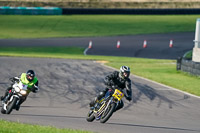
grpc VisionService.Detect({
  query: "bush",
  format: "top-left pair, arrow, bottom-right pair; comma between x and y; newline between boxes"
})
183,50 -> 192,60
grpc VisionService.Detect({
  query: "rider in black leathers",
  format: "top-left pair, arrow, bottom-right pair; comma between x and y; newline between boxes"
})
90,66 -> 132,112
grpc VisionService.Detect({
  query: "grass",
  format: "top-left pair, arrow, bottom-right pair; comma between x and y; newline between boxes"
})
0,15 -> 198,39
0,46 -> 200,96
0,47 -> 84,55
0,119 -> 92,133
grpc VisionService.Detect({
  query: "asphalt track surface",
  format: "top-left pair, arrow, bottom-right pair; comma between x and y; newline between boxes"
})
0,33 -> 200,133
0,32 -> 195,59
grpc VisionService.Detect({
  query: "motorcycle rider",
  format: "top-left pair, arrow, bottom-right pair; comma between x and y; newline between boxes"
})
89,66 -> 132,112
1,70 -> 39,111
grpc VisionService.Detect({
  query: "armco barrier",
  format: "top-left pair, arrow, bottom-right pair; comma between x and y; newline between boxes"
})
62,8 -> 200,15
0,7 -> 62,15
181,59 -> 200,76
1,7 -> 200,15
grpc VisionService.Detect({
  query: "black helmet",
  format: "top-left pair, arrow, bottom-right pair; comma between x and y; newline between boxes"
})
26,70 -> 35,82
119,66 -> 130,79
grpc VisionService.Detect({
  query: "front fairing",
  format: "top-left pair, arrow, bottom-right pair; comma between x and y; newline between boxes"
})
12,81 -> 29,97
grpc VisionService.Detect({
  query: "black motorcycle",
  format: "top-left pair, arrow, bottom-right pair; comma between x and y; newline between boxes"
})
86,88 -> 124,123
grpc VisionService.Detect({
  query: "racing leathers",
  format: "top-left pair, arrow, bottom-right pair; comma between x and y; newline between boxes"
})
90,71 -> 132,112
1,73 -> 39,110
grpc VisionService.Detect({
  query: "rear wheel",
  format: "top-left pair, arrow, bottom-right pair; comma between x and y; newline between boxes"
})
86,110 -> 95,122
6,97 -> 18,114
100,103 -> 116,123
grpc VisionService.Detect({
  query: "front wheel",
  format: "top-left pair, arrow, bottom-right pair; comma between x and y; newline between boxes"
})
1,107 -> 6,114
86,110 -> 95,122
6,97 -> 18,114
100,103 -> 116,123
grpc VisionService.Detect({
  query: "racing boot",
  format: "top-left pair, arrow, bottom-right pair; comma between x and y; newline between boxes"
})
1,87 -> 12,102
1,90 -> 9,101
0,96 -> 5,101
89,91 -> 105,107
2,95 -> 9,104
89,97 -> 98,107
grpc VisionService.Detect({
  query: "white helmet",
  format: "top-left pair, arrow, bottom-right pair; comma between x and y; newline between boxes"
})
119,66 -> 130,79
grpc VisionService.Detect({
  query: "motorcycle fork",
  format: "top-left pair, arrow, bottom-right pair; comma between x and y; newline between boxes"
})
16,97 -> 24,106
8,95 -> 19,104
103,98 -> 113,112
94,102 -> 106,117
97,96 -> 111,112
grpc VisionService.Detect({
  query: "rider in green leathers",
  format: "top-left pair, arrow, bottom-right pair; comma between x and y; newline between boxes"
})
1,70 -> 39,110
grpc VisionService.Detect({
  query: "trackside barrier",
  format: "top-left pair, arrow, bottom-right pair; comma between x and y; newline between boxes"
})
181,59 -> 200,76
1,7 -> 200,15
0,6 -> 62,15
62,8 -> 200,15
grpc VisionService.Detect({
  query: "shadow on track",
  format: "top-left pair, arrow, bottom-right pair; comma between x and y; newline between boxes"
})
123,81 -> 191,110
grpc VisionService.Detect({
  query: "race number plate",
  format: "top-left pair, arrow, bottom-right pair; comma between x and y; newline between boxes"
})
112,89 -> 124,101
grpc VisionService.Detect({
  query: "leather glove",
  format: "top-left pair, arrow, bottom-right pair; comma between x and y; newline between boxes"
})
32,85 -> 39,93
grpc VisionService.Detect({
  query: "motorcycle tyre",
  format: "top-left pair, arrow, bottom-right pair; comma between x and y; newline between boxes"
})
6,97 -> 17,114
1,107 -> 6,114
86,110 -> 95,122
100,103 -> 116,123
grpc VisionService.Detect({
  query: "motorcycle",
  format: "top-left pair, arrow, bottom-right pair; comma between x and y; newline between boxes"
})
86,88 -> 124,123
1,80 -> 29,114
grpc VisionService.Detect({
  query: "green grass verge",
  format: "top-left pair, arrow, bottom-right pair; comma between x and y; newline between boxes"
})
0,15 -> 198,39
0,47 -> 84,55
0,119 -> 92,133
0,47 -> 200,96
